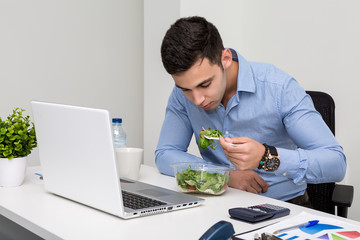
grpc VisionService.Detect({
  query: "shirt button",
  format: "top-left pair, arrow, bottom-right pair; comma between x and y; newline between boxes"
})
283,172 -> 287,176
225,131 -> 229,135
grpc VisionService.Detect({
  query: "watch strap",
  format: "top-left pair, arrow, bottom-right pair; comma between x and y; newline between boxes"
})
268,145 -> 278,156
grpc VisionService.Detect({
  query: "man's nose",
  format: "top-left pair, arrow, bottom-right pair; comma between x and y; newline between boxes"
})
192,90 -> 205,106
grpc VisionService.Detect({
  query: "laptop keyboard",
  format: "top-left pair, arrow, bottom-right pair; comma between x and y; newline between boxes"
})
122,191 -> 167,210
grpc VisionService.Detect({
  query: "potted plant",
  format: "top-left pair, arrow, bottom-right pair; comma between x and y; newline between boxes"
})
0,108 -> 37,187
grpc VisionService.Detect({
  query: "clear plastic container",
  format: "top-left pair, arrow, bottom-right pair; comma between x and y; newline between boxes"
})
171,162 -> 234,195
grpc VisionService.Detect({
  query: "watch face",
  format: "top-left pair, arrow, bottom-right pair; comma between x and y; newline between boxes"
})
264,157 -> 280,171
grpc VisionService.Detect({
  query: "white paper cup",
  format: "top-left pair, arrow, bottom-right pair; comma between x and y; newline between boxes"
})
115,147 -> 143,180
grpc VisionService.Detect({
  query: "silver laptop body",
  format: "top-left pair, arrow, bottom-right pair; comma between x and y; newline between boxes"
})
31,101 -> 204,219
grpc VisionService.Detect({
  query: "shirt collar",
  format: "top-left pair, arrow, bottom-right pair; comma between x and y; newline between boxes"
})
229,48 -> 256,94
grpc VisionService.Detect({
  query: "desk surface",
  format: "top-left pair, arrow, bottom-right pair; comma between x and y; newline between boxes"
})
0,165 -> 359,240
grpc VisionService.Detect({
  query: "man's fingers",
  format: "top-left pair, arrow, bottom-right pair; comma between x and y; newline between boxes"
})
229,170 -> 269,194
245,186 -> 259,194
251,179 -> 268,193
248,172 -> 269,193
241,181 -> 267,194
253,175 -> 270,193
220,137 -> 246,147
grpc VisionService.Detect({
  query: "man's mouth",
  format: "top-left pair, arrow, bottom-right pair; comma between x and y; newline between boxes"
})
201,102 -> 212,110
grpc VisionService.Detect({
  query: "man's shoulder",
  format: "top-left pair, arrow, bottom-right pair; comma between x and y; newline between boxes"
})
169,86 -> 186,101
167,86 -> 191,109
249,61 -> 292,86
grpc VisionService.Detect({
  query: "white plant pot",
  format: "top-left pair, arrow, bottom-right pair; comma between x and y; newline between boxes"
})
0,157 -> 27,187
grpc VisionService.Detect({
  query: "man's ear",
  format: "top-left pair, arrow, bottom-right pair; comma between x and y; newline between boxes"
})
221,49 -> 232,69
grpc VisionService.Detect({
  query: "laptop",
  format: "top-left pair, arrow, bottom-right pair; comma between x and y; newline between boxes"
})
31,101 -> 204,219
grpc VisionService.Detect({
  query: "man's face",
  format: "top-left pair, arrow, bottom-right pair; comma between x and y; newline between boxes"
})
172,57 -> 226,110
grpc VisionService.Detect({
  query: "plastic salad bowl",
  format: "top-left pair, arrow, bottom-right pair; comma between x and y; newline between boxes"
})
171,162 -> 234,195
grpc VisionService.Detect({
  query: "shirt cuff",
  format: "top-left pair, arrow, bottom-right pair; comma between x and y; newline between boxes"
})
275,147 -> 308,185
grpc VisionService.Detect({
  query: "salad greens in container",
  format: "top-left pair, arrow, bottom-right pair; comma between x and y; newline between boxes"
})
171,162 -> 233,195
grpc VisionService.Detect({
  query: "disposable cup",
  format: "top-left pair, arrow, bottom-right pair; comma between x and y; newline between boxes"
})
115,147 -> 143,180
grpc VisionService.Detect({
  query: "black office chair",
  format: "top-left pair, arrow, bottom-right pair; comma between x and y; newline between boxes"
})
305,91 -> 354,218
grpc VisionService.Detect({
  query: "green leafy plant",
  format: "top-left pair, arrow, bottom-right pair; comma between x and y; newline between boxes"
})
0,108 -> 37,160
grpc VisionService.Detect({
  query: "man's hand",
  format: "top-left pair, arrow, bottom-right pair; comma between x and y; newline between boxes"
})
229,170 -> 269,194
220,136 -> 265,170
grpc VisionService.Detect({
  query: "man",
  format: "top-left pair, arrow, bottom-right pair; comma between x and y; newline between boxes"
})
155,16 -> 346,205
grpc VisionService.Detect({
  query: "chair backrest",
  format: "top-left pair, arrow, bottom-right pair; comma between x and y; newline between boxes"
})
305,91 -> 336,214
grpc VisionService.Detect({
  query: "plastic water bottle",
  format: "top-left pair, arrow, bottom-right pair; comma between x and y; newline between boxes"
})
112,118 -> 126,148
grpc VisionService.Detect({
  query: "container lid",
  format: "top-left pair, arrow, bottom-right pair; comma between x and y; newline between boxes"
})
112,118 -> 122,123
171,162 -> 235,171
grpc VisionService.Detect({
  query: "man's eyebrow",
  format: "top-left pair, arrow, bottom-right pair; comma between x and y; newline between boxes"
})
175,84 -> 188,90
197,77 -> 213,87
176,77 -> 214,91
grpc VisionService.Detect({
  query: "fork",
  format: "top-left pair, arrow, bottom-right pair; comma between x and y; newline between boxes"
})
204,135 -> 236,146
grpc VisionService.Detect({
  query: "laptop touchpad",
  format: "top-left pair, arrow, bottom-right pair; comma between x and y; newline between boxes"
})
138,189 -> 170,197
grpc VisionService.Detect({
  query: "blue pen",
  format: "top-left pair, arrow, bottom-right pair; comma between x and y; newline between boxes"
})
273,220 -> 319,234
35,173 -> 43,180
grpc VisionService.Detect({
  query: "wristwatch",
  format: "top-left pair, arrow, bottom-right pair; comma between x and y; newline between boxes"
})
262,144 -> 281,172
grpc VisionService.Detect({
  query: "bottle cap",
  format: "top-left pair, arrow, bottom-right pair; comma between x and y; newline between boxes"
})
112,118 -> 122,123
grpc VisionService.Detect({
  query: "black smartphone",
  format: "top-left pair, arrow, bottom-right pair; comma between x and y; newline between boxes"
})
229,203 -> 290,223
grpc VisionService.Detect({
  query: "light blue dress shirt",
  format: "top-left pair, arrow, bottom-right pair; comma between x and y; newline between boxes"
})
155,49 -> 346,201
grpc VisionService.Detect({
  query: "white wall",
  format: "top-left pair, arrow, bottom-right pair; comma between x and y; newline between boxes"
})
144,0 -> 190,169
144,0 -> 360,220
0,0 -> 144,166
144,0 -> 201,170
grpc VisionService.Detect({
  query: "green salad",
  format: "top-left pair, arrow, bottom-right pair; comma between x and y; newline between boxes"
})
175,165 -> 230,195
198,128 -> 223,150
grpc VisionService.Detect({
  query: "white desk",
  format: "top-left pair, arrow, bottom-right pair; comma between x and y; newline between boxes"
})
0,165 -> 359,240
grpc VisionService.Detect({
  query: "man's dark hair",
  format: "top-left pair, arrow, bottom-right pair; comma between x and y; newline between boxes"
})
161,16 -> 224,75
